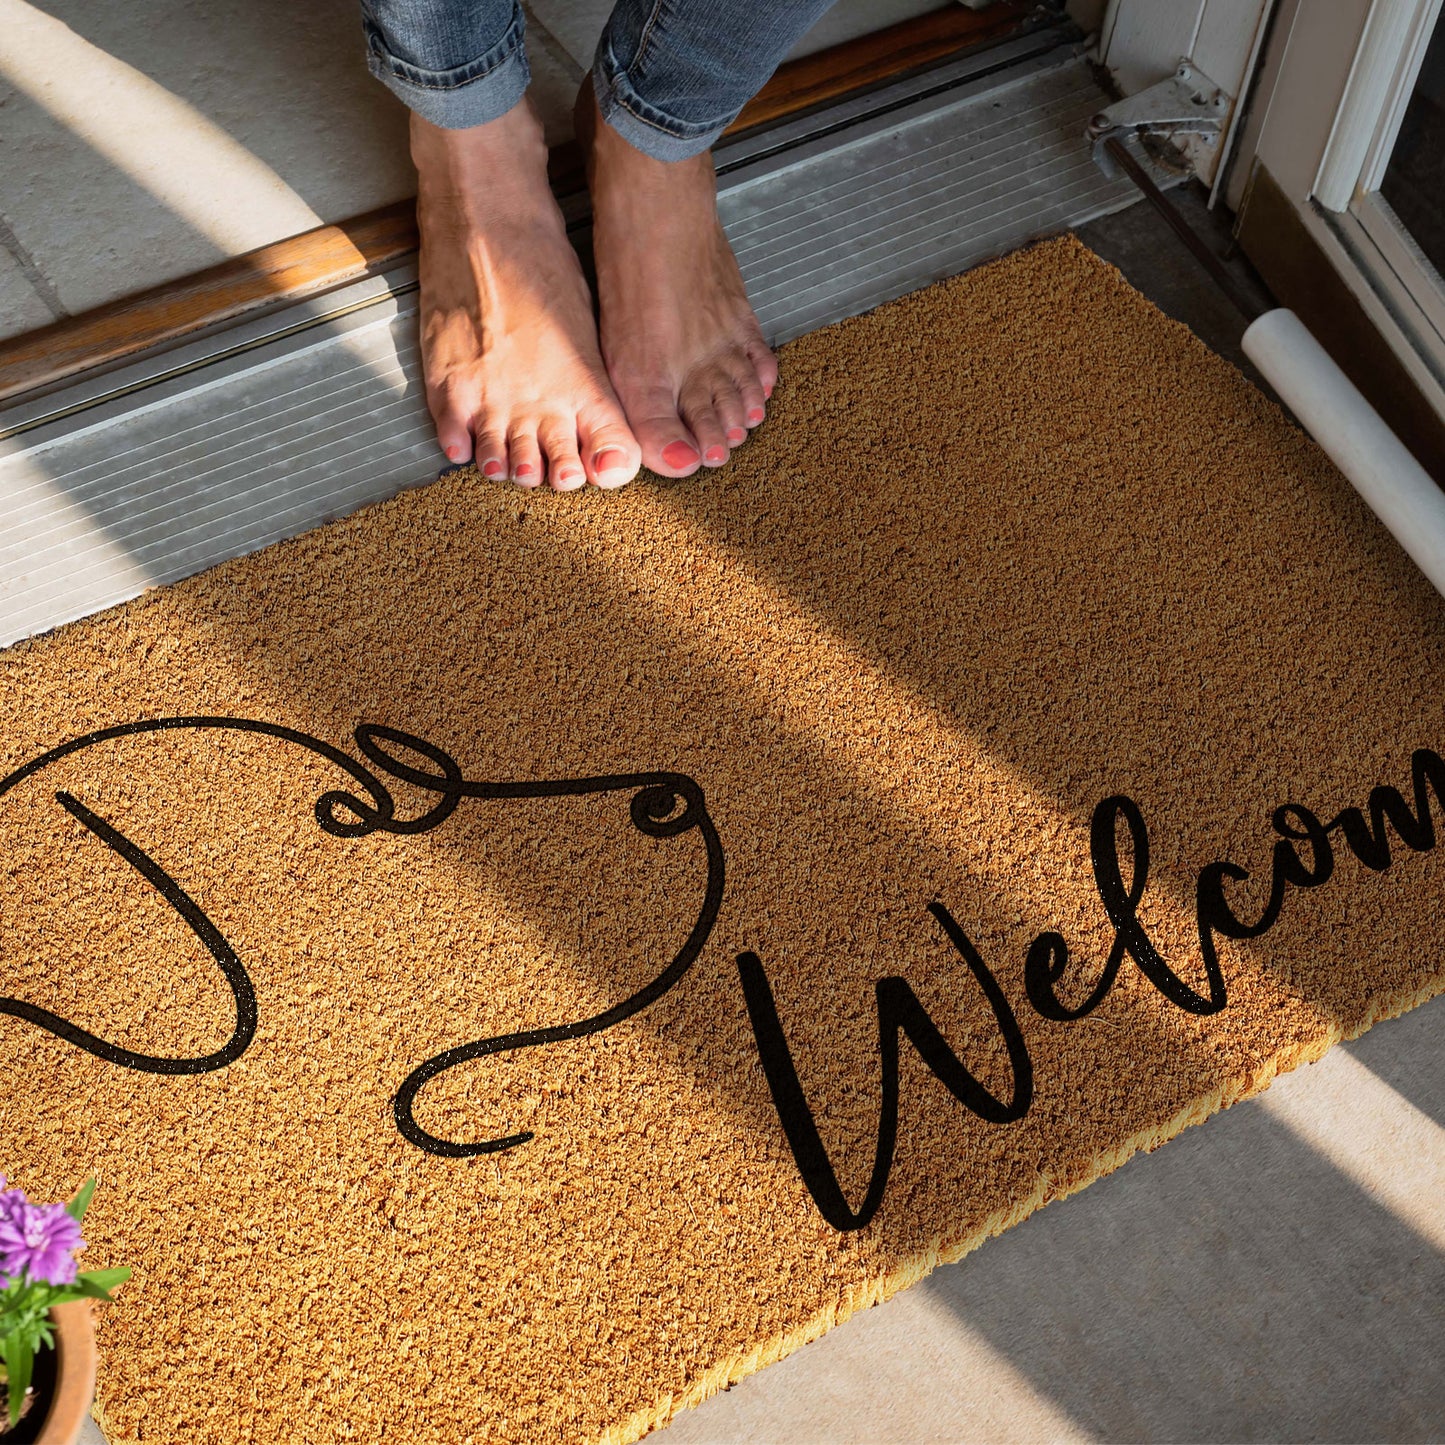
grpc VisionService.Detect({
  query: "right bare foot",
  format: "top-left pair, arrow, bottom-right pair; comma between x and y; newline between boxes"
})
577,83 -> 777,480
411,101 -> 641,490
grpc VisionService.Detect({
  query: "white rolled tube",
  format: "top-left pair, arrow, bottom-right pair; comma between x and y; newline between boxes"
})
1242,307 -> 1445,600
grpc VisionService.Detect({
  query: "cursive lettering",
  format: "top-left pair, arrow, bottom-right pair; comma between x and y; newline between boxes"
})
740,751 -> 1445,1230
736,901 -> 1032,1232
6,718 -> 1442,1211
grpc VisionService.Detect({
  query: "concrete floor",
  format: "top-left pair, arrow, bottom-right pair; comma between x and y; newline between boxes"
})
668,1006 -> 1445,1443
0,0 -> 941,338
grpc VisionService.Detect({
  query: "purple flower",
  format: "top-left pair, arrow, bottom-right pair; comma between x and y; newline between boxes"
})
0,1176 -> 25,1227
0,1200 -> 82,1286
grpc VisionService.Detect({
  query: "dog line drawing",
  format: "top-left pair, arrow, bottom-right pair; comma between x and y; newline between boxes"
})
0,716 -> 724,1158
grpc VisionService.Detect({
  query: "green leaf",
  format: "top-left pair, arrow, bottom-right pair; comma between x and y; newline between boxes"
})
4,1332 -> 32,1431
73,1267 -> 131,1301
0,1285 -> 51,1346
66,1177 -> 96,1224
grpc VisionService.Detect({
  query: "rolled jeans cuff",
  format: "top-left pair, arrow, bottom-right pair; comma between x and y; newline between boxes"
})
592,32 -> 733,162
364,8 -> 531,130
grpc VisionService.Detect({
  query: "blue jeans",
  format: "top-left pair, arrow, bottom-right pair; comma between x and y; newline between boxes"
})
360,0 -> 838,160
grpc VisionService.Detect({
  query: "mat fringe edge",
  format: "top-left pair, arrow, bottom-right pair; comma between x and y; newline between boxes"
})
608,970 -> 1445,1443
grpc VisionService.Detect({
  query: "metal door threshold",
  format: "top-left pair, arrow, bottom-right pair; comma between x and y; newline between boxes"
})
0,29 -> 1139,649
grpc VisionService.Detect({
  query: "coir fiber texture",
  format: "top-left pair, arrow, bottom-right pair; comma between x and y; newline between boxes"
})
4,237 -> 1445,1443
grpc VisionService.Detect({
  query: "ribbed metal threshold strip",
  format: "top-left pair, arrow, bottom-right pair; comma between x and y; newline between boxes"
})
0,33 -> 1135,648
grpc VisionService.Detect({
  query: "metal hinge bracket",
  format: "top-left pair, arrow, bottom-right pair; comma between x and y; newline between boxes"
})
1085,61 -> 1230,179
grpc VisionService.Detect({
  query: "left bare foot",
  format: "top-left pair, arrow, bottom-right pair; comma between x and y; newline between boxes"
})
577,84 -> 778,479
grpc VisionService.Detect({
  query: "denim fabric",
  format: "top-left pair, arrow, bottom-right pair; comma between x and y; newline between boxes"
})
361,0 -> 838,157
360,0 -> 530,130
593,0 -> 837,159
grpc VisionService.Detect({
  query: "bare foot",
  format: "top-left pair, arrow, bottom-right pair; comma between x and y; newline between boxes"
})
577,86 -> 778,479
412,100 -> 640,490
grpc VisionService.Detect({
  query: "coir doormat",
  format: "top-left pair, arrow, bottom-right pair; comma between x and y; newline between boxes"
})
4,237 -> 1445,1443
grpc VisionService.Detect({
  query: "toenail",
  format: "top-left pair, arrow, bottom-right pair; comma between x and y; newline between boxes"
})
727,428 -> 746,444
763,383 -> 774,398
747,408 -> 765,425
446,446 -> 467,461
559,467 -> 583,482
705,446 -> 727,463
482,459 -> 505,478
662,441 -> 700,469
593,447 -> 629,475
515,463 -> 535,476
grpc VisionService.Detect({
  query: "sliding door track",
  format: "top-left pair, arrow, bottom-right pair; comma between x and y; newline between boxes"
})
0,17 -> 1137,647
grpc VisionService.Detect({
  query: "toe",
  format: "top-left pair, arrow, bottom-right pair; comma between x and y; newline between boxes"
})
745,337 -> 779,400
621,382 -> 702,477
697,420 -> 730,467
474,428 -> 510,482
509,428 -> 544,488
540,420 -> 586,492
712,374 -> 748,448
680,375 -> 730,467
430,389 -> 476,465
579,411 -> 642,490
730,364 -> 767,430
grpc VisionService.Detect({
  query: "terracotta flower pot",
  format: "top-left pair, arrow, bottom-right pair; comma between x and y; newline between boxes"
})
35,1302 -> 95,1445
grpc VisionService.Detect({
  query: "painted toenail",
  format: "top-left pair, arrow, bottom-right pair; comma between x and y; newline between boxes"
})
559,468 -> 583,482
727,428 -> 746,444
515,463 -> 535,476
593,448 -> 629,475
482,460 -> 505,478
763,383 -> 774,398
446,446 -> 466,461
662,441 -> 700,469
705,446 -> 727,463
747,408 -> 765,424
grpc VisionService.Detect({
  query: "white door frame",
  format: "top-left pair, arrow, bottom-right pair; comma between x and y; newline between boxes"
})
1242,0 -> 1445,422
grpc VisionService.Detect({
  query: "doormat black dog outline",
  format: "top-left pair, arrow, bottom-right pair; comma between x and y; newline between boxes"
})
4,715 -> 1443,1233
0,716 -> 722,1159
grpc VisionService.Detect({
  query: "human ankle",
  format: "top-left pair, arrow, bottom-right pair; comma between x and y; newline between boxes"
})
411,101 -> 548,192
